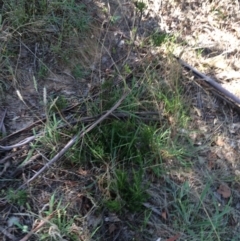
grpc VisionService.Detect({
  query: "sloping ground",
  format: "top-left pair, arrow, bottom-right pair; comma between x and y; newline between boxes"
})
159,0 -> 240,95
157,0 -> 240,185
1,0 -> 240,241
153,1 -> 240,240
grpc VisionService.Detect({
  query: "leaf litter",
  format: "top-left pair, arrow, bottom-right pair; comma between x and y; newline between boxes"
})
1,0 -> 240,240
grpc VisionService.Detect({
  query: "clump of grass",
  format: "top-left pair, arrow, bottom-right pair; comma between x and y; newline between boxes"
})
48,95 -> 68,113
62,58 -> 193,217
150,32 -> 169,46
4,188 -> 28,206
72,64 -> 88,79
0,1 -> 205,240
164,179 -> 234,241
36,193 -> 81,241
106,169 -> 149,212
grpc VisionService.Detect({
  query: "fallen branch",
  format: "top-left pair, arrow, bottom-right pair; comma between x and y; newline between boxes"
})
17,90 -> 130,190
0,110 -> 161,155
175,56 -> 240,109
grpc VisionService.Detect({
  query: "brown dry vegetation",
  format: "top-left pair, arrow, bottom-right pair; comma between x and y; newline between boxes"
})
1,0 -> 240,241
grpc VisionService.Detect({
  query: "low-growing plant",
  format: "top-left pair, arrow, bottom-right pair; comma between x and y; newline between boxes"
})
105,169 -> 148,212
38,194 -> 80,241
5,188 -> 28,206
72,63 -> 88,79
151,32 -> 169,46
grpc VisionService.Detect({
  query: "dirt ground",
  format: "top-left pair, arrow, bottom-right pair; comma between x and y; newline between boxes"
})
1,0 -> 240,240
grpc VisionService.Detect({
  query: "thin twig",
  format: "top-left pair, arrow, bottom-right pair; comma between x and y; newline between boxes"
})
0,146 -> 28,164
142,202 -> 162,216
0,135 -> 40,152
0,102 -> 81,144
0,225 -> 18,241
17,90 -> 130,190
19,212 -> 55,241
0,108 -> 7,136
0,110 -> 160,155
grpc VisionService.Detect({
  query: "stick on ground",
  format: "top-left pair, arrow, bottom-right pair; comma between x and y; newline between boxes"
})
18,90 -> 130,190
175,56 -> 240,106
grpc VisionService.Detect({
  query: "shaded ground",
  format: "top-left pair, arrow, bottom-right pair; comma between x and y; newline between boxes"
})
1,0 -> 240,241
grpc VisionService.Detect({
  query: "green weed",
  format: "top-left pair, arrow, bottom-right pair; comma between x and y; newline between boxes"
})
116,169 -> 148,211
166,180 -> 233,241
39,194 -> 79,241
134,1 -> 147,12
37,62 -> 48,79
11,219 -> 29,233
5,188 -> 28,206
151,32 -> 169,46
39,113 -> 63,154
105,169 -> 148,212
63,56 -> 193,219
72,64 -> 87,79
48,95 -> 68,112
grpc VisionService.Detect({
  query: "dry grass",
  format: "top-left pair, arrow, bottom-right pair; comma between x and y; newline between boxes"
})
1,0 -> 240,241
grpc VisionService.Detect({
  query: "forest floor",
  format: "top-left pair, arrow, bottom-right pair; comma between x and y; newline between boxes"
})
1,1 -> 240,240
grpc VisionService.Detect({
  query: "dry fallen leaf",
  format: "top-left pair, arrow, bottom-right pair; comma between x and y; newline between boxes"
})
202,55 -> 229,69
161,210 -> 167,220
165,233 -> 180,241
207,151 -> 217,170
216,136 -> 224,147
217,184 -> 231,198
77,168 -> 88,176
207,159 -> 214,170
108,223 -> 116,234
104,213 -> 121,222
